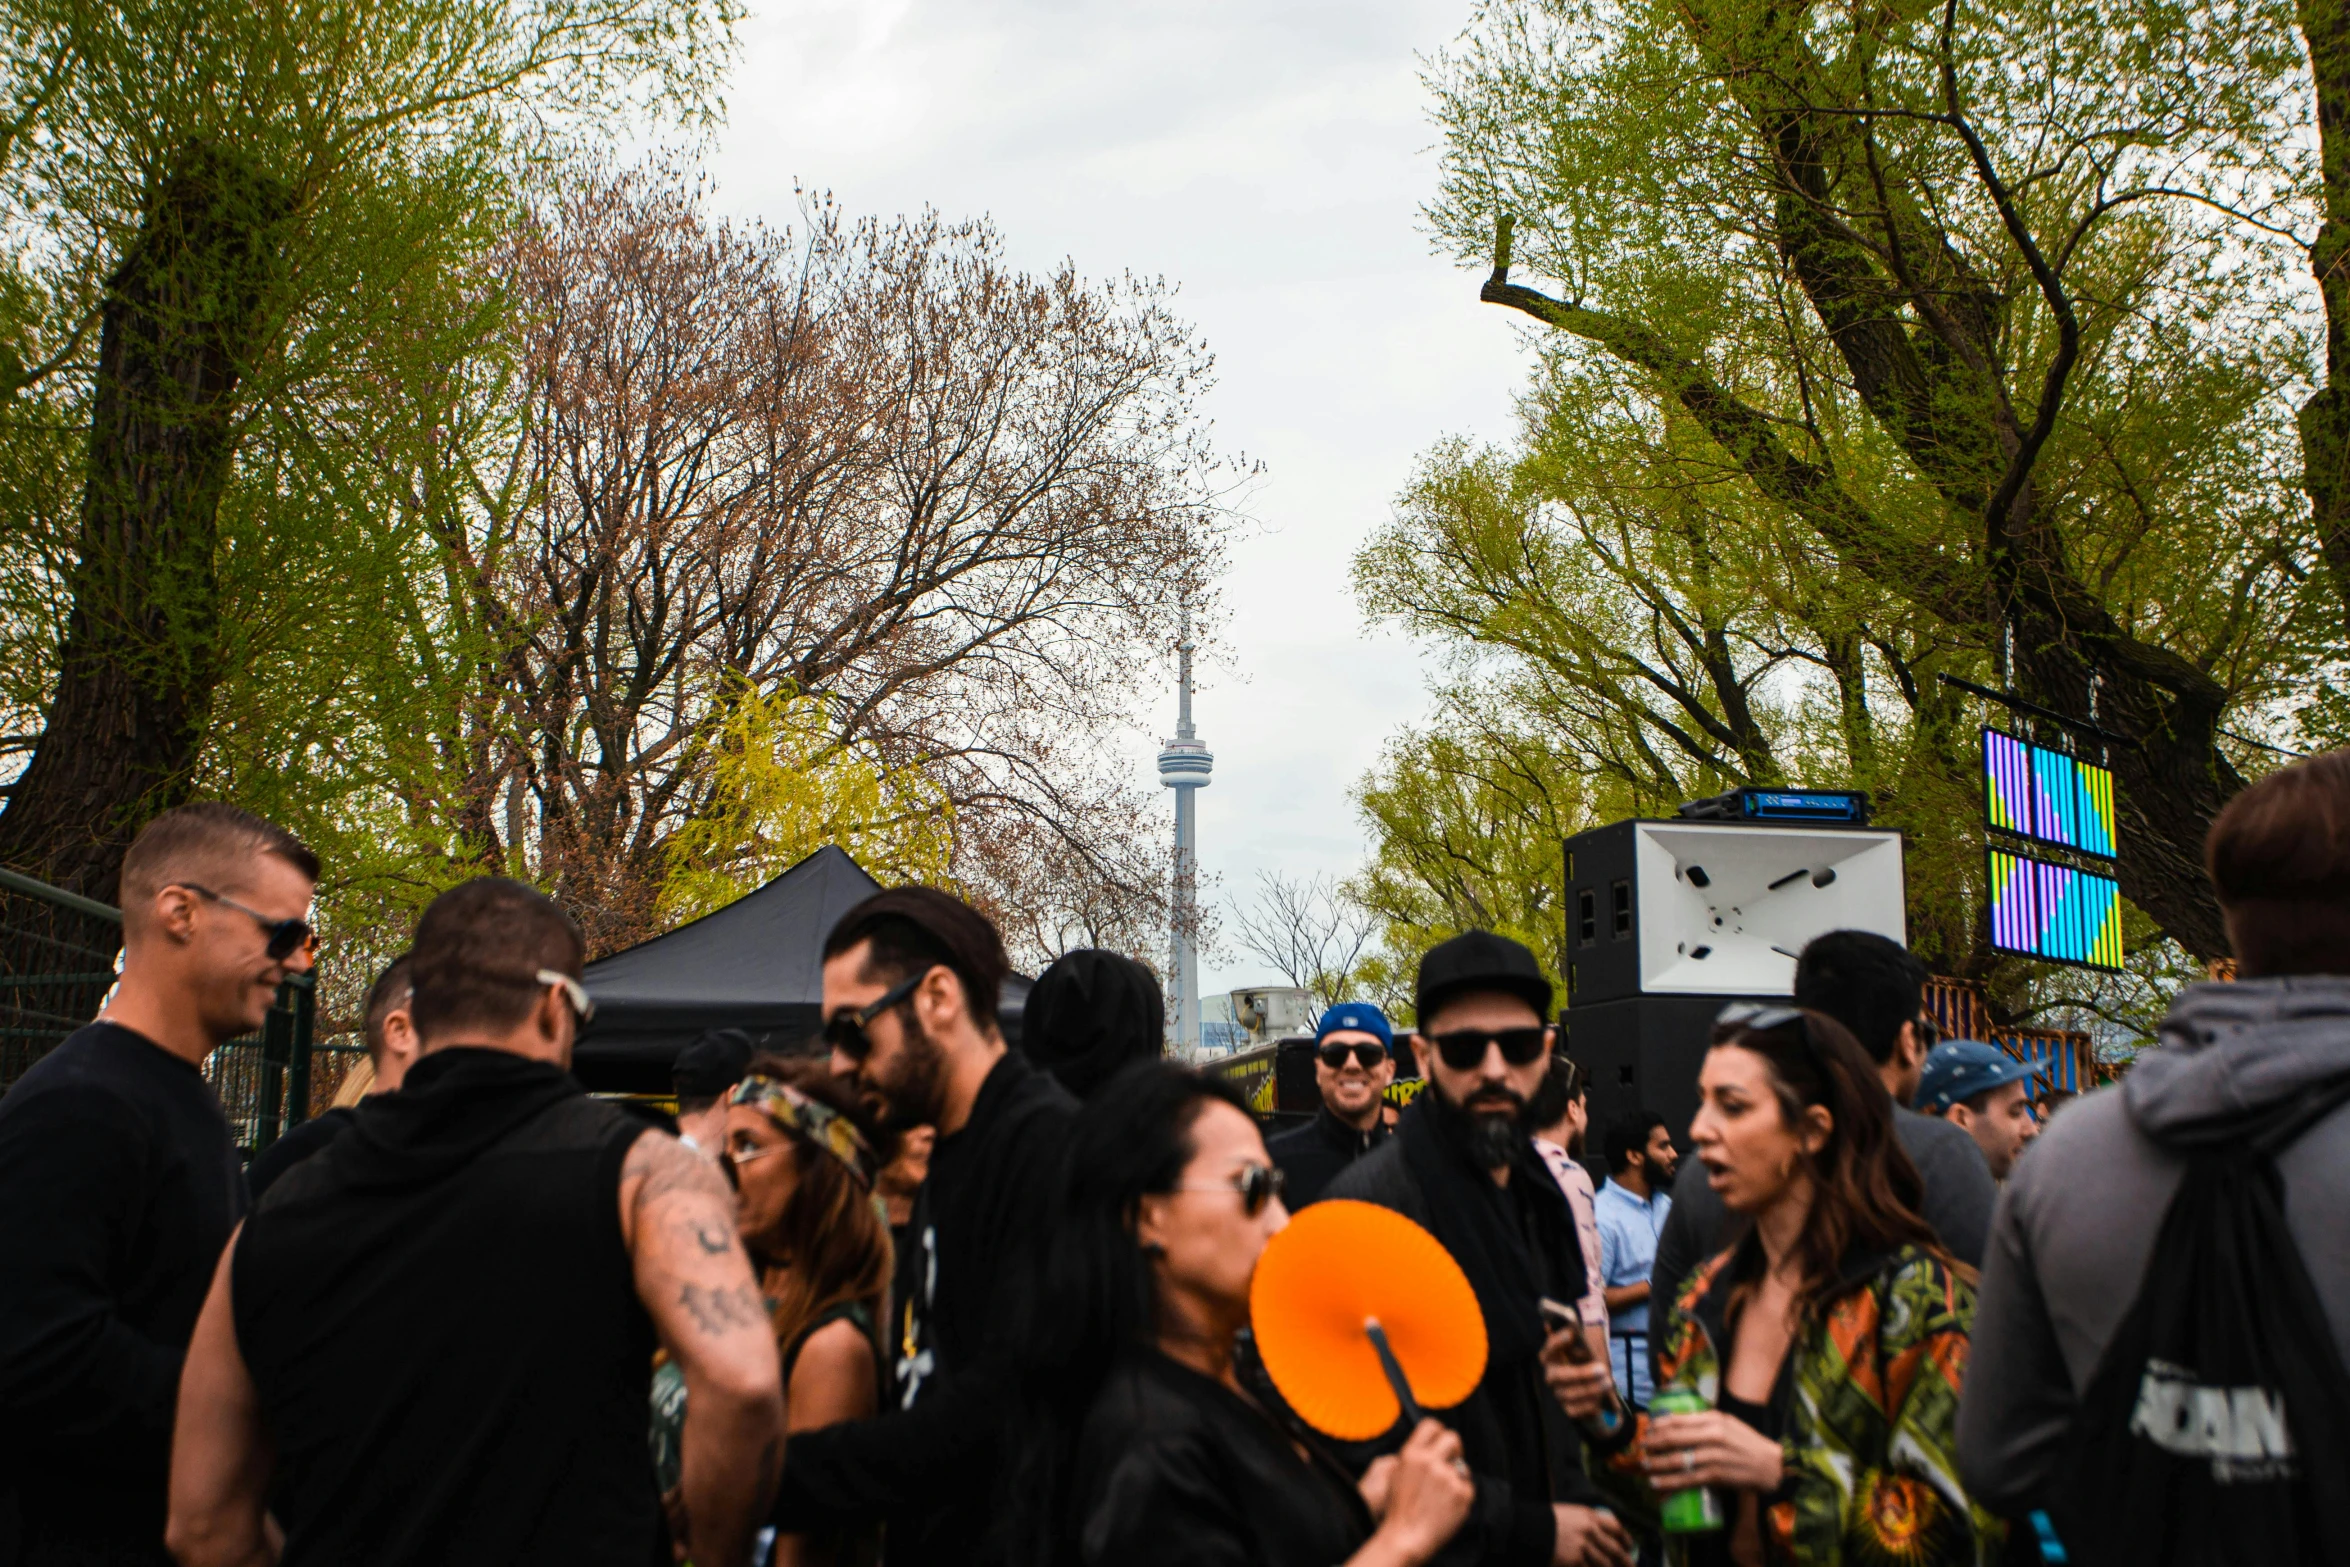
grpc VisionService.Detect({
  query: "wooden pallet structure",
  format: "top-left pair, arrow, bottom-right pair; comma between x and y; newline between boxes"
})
1922,975 -> 2106,1095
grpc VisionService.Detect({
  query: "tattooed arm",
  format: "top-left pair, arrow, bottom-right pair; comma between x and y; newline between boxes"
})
621,1129 -> 785,1567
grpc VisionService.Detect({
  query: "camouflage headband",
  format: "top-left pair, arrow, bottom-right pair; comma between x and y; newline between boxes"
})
726,1073 -> 877,1189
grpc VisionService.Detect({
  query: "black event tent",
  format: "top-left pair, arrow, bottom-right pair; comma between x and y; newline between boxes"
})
571,846 -> 884,1093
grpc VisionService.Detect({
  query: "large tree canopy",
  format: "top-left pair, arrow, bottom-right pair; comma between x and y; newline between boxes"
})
0,0 -> 739,911
1382,0 -> 2337,969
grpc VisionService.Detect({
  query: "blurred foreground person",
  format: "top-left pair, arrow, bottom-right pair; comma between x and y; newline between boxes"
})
651,1059 -> 890,1567
1023,948 -> 1164,1100
0,804 -> 316,1567
1649,931 -> 1995,1355
246,954 -> 417,1201
771,889 -> 1077,1567
1913,1041 -> 2041,1182
1008,1061 -> 1473,1567
1328,933 -> 1633,1567
1960,751 -> 2350,1562
167,878 -> 783,1567
1269,1003 -> 1397,1207
1596,1007 -> 1993,1566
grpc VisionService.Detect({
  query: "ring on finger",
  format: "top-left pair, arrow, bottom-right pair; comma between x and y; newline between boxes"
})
1682,1450 -> 1694,1472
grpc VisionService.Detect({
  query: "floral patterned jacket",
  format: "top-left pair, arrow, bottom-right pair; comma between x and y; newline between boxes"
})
1593,1240 -> 2001,1566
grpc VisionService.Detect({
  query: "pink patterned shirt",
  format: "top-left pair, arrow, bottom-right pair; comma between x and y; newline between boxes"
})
1535,1136 -> 1609,1329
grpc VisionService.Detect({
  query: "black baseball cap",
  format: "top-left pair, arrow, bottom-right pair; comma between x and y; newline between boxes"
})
1415,930 -> 1553,1028
672,1027 -> 754,1098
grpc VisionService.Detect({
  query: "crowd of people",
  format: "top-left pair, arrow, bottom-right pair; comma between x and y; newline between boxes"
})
0,747 -> 2347,1567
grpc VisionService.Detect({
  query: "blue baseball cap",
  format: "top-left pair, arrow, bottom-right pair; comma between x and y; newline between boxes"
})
1315,1003 -> 1393,1053
1915,1040 -> 2041,1115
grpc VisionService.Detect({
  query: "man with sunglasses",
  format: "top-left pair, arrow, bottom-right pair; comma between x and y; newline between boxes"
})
1266,1001 -> 1396,1207
0,803 -> 316,1567
1326,931 -> 1635,1567
1644,930 -> 1997,1389
170,876 -> 784,1567
767,887 -> 1077,1567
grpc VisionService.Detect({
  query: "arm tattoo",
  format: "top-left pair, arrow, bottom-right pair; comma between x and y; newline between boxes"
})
625,1129 -> 729,1215
679,1282 -> 767,1336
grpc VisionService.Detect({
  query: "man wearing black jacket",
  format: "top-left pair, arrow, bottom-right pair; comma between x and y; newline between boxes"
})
0,804 -> 317,1565
771,888 -> 1077,1567
1327,932 -> 1633,1567
1267,1001 -> 1395,1206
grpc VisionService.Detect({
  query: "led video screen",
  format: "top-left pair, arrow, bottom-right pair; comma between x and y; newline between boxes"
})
1988,848 -> 2124,971
1982,730 -> 2116,858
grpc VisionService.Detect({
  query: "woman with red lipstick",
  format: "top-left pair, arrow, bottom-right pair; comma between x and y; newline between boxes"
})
1591,1006 -> 1999,1566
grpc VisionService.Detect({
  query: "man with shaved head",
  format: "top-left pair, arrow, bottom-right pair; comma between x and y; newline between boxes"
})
0,803 -> 317,1565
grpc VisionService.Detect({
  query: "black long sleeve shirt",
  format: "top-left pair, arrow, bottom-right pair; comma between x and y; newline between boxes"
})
771,1049 -> 1077,1567
1266,1106 -> 1390,1209
0,1022 -> 246,1556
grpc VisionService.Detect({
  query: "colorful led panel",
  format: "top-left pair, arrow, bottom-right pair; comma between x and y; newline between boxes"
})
1982,731 -> 2117,858
1988,848 -> 2124,971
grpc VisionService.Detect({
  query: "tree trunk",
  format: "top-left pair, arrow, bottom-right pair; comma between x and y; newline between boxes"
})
2299,0 -> 2350,638
0,142 -> 290,905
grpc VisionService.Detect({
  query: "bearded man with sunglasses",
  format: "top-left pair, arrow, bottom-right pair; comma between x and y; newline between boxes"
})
0,803 -> 315,1567
768,887 -> 1077,1567
1325,932 -> 1635,1567
1266,1002 -> 1396,1207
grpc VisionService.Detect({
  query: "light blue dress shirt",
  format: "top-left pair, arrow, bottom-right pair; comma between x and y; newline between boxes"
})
1593,1177 -> 1671,1407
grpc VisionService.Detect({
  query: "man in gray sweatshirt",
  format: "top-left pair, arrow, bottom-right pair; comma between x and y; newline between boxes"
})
1958,749 -> 2350,1514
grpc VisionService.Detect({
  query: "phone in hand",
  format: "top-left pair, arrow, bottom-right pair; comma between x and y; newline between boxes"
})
1539,1297 -> 1588,1356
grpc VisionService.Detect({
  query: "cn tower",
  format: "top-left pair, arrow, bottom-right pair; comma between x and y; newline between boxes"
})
1156,620 -> 1211,1054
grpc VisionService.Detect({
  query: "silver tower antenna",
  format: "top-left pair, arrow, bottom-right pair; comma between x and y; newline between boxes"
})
1156,614 -> 1211,1055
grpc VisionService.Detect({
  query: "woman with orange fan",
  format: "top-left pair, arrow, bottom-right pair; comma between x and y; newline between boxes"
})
1585,1008 -> 1998,1566
1001,1061 -> 1474,1567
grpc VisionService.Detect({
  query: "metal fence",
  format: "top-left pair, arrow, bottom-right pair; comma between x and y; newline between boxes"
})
0,865 -> 331,1155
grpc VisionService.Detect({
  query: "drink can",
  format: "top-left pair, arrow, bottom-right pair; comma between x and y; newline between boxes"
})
1648,1388 -> 1725,1534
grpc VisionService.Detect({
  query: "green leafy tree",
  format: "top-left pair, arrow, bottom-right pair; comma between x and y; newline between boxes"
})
1420,0 -> 2329,962
0,0 -> 739,912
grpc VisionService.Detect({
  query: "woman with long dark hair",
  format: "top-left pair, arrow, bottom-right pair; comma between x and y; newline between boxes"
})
650,1056 -> 891,1567
1594,1008 -> 1997,1565
1005,1060 -> 1473,1567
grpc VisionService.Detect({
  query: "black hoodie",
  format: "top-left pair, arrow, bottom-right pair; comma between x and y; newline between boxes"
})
232,1047 -> 660,1567
1324,1090 -> 1597,1567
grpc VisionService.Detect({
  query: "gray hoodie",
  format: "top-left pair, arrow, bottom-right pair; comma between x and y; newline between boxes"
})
1955,977 -> 2350,1513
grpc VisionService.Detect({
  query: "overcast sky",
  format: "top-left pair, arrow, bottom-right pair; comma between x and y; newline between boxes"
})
704,0 -> 1538,997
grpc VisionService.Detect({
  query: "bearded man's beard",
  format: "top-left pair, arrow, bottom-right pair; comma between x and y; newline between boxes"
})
864,1010 -> 950,1133
1447,1083 -> 1530,1170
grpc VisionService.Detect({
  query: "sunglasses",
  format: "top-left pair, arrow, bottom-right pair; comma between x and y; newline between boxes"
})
183,883 -> 314,962
1713,1003 -> 1939,1051
1318,1040 -> 1388,1071
821,968 -> 929,1062
537,969 -> 595,1026
1424,1025 -> 1549,1072
1174,1160 -> 1286,1217
1711,1002 -> 1804,1041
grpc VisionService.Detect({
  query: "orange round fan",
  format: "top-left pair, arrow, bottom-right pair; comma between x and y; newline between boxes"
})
1250,1198 -> 1487,1440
